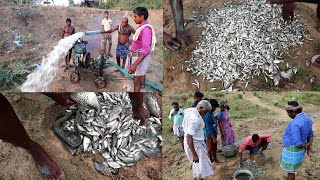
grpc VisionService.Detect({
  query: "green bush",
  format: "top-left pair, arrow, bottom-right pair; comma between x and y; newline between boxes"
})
0,62 -> 31,90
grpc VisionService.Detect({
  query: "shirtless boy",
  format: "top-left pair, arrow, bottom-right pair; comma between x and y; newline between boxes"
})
104,17 -> 136,74
61,18 -> 75,70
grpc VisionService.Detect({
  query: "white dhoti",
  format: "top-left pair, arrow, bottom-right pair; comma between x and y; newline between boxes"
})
184,138 -> 214,179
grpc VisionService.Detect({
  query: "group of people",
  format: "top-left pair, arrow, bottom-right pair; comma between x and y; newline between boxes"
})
61,7 -> 156,92
169,92 -> 236,166
169,92 -> 314,180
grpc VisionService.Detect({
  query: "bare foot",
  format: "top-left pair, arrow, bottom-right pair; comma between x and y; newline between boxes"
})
133,104 -> 150,126
29,140 -> 65,179
282,175 -> 287,180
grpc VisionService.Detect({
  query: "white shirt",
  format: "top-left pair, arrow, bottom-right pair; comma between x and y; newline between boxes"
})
182,108 -> 205,141
101,18 -> 112,31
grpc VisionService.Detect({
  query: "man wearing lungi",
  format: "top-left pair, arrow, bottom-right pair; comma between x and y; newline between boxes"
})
168,102 -> 185,149
182,100 -> 214,179
102,17 -> 136,75
281,101 -> 314,180
128,7 -> 157,92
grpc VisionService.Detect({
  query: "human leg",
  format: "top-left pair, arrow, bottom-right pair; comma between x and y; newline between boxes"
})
0,93 -> 64,179
133,76 -> 142,92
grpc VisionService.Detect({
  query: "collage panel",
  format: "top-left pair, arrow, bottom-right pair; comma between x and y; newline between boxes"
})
0,92 -> 162,179
164,0 -> 320,91
0,0 -> 163,93
163,91 -> 320,179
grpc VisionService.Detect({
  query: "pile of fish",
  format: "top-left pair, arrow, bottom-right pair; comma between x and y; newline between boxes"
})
56,92 -> 162,175
186,0 -> 311,89
234,159 -> 266,176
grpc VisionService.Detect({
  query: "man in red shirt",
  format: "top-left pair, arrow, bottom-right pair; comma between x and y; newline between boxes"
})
238,134 -> 272,164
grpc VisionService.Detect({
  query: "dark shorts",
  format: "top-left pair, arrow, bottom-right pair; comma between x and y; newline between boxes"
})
116,43 -> 129,59
245,138 -> 268,153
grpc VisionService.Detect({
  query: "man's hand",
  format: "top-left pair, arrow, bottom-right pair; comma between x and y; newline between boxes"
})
193,153 -> 199,163
307,144 -> 313,157
172,110 -> 178,115
106,33 -> 111,39
282,3 -> 294,23
43,93 -> 75,107
128,65 -> 137,74
163,32 -> 181,51
176,30 -> 192,47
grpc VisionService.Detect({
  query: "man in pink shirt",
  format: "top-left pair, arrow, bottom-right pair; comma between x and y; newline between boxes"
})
129,7 -> 153,92
238,134 -> 272,164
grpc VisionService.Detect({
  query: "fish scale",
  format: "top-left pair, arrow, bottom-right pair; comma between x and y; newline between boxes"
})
187,0 -> 310,89
59,92 -> 162,174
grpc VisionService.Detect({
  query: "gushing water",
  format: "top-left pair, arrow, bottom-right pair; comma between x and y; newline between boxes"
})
21,32 -> 85,92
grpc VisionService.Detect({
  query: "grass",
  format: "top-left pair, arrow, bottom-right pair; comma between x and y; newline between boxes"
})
94,0 -> 162,10
164,51 -> 172,63
316,42 -> 320,54
13,97 -> 39,121
0,61 -> 31,91
0,41 -> 7,53
62,176 -> 84,180
253,91 -> 320,108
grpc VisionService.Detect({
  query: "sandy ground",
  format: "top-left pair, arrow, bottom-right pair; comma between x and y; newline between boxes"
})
163,0 -> 320,91
0,93 -> 162,180
162,91 -> 320,179
0,5 -> 163,92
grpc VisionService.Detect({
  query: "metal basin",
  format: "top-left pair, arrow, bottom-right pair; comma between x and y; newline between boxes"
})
233,170 -> 253,180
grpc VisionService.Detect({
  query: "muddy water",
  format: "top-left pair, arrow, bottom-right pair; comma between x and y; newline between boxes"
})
21,32 -> 85,92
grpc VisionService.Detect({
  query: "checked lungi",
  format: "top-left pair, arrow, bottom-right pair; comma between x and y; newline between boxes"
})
280,146 -> 306,173
116,43 -> 130,59
173,124 -> 184,138
184,139 -> 214,179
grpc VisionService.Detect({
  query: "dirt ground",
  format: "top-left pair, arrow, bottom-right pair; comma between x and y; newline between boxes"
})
0,5 -> 163,92
162,91 -> 320,179
0,93 -> 162,180
163,0 -> 320,91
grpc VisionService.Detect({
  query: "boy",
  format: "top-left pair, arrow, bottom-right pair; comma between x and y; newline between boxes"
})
101,11 -> 113,57
128,7 -> 156,92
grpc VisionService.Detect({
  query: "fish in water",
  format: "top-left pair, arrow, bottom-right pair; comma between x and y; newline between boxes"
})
55,92 -> 162,174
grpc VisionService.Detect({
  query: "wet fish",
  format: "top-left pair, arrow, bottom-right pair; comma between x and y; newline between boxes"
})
143,93 -> 161,118
70,92 -> 101,113
56,92 -> 162,175
187,0 -> 310,89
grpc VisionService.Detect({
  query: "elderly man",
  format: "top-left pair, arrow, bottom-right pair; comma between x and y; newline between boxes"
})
281,101 -> 314,180
182,100 -> 214,179
103,17 -> 136,75
239,134 -> 272,164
